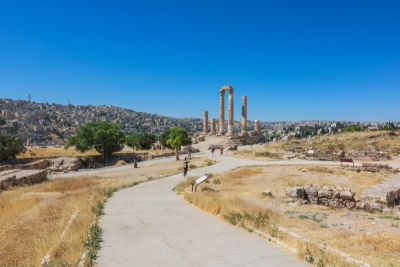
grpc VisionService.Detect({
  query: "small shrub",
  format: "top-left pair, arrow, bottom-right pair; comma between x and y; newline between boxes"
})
306,254 -> 315,264
85,223 -> 103,264
201,186 -> 218,193
299,214 -> 308,220
252,212 -> 270,228
115,160 -> 127,166
92,202 -> 104,216
270,223 -> 279,238
213,178 -> 221,184
224,212 -> 243,226
102,187 -> 117,198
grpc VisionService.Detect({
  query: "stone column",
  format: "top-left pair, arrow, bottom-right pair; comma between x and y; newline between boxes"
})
226,88 -> 234,136
218,89 -> 225,135
255,120 -> 261,135
210,118 -> 216,135
241,95 -> 248,136
203,111 -> 209,134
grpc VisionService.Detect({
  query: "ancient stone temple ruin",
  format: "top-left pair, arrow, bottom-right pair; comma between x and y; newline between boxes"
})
202,85 -> 264,145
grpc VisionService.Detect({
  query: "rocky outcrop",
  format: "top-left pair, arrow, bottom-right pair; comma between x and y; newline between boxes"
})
48,157 -> 81,172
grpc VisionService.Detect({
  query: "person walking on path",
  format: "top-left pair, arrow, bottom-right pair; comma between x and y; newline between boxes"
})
220,147 -> 224,156
188,145 -> 193,160
183,157 -> 189,177
211,146 -> 215,158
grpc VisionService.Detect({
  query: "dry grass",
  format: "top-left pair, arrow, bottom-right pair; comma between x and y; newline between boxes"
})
0,157 -> 212,266
18,146 -> 99,158
177,165 -> 399,266
0,177 -> 103,266
17,146 -> 176,159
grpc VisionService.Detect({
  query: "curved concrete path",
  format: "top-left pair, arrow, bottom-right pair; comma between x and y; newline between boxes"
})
97,156 -> 338,267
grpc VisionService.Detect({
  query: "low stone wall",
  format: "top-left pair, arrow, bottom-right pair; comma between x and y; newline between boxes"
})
347,149 -> 391,161
0,169 -> 47,191
286,184 -> 384,213
361,163 -> 393,172
0,159 -> 51,172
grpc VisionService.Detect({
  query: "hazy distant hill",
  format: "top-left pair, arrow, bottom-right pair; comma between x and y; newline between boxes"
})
0,98 -> 202,145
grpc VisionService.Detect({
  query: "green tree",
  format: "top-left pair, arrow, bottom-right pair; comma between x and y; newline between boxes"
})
125,133 -> 156,150
343,124 -> 363,132
161,127 -> 191,160
0,134 -> 26,162
65,121 -> 125,162
159,130 -> 169,148
382,122 -> 397,131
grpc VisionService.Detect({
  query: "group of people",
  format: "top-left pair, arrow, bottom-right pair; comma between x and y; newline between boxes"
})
182,145 -> 224,177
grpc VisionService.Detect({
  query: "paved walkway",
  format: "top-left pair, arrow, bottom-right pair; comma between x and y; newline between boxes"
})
96,156 -> 341,267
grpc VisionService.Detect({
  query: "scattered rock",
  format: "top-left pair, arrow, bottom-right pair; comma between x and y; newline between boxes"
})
346,201 -> 356,210
318,189 -> 333,198
340,190 -> 355,201
369,203 -> 383,213
262,190 -> 274,198
286,187 -> 305,199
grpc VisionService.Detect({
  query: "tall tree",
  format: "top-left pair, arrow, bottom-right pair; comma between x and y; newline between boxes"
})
65,121 -> 125,162
162,127 -> 191,160
125,133 -> 156,150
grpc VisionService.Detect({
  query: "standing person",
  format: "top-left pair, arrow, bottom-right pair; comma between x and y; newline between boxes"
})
211,145 -> 215,158
220,146 -> 224,156
183,157 -> 189,177
188,145 -> 192,160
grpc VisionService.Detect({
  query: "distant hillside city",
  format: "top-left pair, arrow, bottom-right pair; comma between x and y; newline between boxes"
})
0,98 -> 398,146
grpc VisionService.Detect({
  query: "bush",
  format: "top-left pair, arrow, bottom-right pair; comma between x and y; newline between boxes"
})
0,134 -> 26,162
115,160 -> 128,166
343,124 -> 363,132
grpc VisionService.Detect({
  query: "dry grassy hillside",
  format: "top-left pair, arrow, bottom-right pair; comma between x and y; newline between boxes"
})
236,130 -> 400,161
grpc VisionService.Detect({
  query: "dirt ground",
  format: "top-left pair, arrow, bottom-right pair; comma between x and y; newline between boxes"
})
181,165 -> 400,267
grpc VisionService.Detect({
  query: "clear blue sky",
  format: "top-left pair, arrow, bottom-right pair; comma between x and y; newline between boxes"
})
0,1 -> 399,121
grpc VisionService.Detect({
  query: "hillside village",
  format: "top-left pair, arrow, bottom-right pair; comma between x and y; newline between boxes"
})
1,98 -> 398,147
0,98 -> 203,146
